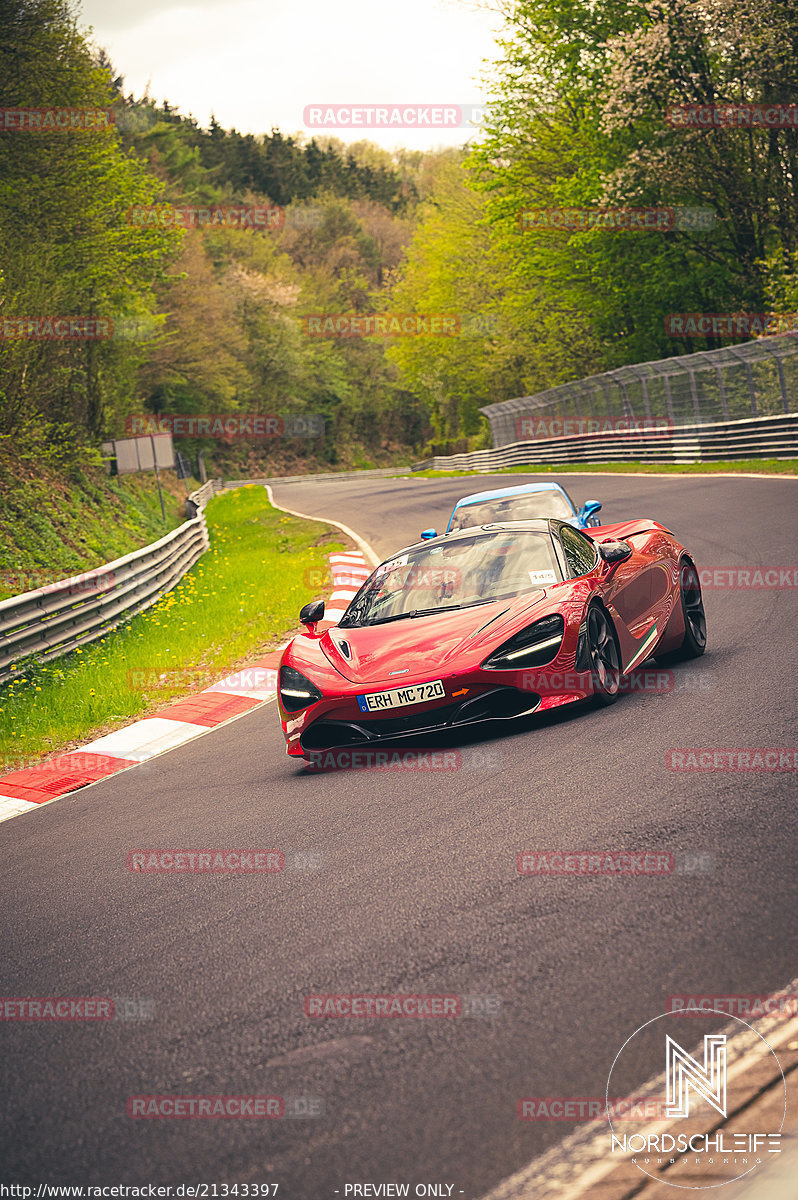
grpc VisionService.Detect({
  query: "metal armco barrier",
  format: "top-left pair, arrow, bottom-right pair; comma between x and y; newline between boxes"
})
413,413 -> 798,472
186,478 -> 221,509
0,480 -> 222,683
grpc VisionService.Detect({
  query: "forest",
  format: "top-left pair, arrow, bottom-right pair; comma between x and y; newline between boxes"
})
1,0 -> 797,473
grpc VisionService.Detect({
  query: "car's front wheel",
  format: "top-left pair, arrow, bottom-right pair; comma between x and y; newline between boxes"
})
671,557 -> 707,660
587,604 -> 621,705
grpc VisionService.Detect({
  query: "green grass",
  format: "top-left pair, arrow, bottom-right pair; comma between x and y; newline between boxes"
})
0,463 -> 193,600
397,459 -> 798,479
0,486 -> 346,772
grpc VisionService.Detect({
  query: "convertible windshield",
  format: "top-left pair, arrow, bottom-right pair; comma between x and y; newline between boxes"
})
449,492 -> 573,530
339,530 -> 562,628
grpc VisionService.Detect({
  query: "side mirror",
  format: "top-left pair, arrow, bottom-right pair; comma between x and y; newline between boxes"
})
598,540 -> 632,564
300,599 -> 325,630
420,528 -> 437,540
580,500 -> 602,524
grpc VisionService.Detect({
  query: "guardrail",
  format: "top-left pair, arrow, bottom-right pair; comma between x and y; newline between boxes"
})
0,480 -> 222,684
186,478 -> 221,509
413,413 -> 798,472
481,334 -> 798,447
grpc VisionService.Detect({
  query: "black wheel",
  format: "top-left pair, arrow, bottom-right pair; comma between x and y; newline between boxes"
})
587,604 -> 621,705
670,558 -> 707,660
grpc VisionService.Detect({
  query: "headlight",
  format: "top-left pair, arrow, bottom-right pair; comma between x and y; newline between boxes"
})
481,614 -> 565,670
279,665 -> 323,713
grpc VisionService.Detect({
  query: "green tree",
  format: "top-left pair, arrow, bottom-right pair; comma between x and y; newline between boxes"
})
0,0 -> 179,448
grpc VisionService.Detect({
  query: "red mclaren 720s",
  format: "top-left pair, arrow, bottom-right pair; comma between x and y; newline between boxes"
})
277,518 -> 707,759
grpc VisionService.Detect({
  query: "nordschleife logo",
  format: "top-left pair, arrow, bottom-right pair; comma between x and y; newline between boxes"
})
605,1011 -> 785,1189
665,1033 -> 727,1119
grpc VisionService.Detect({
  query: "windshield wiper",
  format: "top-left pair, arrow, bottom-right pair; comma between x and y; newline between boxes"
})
364,610 -> 420,626
410,599 -> 495,617
364,599 -> 494,626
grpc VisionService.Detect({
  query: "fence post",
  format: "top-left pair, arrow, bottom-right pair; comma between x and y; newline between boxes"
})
688,368 -> 702,423
775,350 -> 789,413
716,367 -> 730,420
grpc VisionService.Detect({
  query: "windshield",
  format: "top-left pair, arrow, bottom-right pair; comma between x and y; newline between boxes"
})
339,530 -> 562,628
449,492 -> 573,530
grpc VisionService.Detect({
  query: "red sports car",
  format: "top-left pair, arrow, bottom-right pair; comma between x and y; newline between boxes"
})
277,518 -> 706,759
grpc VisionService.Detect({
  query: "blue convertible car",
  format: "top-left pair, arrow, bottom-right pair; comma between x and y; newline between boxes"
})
420,482 -> 603,540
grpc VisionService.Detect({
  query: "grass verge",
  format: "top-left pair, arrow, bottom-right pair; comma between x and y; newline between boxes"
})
398,459 -> 798,478
0,457 -> 194,600
0,485 -> 346,772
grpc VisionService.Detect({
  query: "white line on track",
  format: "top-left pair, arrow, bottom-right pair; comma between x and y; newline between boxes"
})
0,796 -> 39,823
0,697 -> 281,826
262,483 -> 381,565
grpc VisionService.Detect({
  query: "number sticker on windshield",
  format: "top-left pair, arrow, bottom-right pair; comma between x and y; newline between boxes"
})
375,554 -> 409,577
528,569 -> 557,585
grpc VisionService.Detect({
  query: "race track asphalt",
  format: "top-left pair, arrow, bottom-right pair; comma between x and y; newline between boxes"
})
2,471 -> 797,1198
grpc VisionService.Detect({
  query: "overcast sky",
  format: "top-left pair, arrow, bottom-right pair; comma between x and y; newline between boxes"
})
75,0 -> 505,151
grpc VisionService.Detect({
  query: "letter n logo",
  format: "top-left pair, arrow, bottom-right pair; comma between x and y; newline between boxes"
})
666,1034 -> 727,1118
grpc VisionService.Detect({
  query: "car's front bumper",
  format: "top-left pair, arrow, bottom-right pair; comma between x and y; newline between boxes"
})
281,664 -> 594,757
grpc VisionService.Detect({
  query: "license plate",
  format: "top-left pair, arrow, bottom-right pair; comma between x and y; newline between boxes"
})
356,679 -> 445,713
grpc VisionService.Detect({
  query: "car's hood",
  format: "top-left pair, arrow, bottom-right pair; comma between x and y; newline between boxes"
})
319,590 -> 551,684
